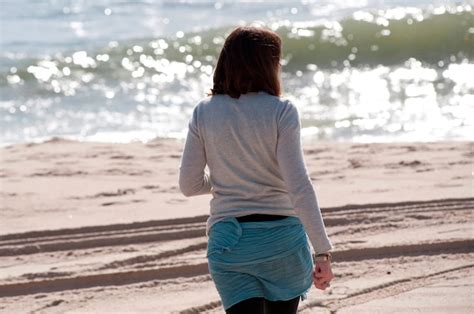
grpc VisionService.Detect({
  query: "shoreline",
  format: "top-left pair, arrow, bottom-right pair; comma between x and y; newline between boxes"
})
2,132 -> 472,149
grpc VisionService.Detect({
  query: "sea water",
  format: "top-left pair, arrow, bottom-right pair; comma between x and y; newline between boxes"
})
1,0 -> 473,144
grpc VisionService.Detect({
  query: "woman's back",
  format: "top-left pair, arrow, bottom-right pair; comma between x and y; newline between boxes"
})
200,91 -> 294,215
179,90 -> 333,254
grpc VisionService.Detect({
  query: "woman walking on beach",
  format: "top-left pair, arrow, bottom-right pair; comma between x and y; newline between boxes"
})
179,25 -> 334,314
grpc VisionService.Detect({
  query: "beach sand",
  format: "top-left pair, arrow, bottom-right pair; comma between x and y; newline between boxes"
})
0,138 -> 472,313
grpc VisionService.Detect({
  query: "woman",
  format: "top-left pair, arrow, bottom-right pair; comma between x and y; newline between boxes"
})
178,25 -> 334,314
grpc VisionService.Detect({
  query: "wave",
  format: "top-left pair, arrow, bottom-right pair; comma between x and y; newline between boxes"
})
1,10 -> 473,86
282,10 -> 473,69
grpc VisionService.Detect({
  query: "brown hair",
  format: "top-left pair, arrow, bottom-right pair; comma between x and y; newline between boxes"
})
208,26 -> 282,99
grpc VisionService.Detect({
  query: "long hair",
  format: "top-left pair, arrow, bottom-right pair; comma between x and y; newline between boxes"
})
208,26 -> 282,99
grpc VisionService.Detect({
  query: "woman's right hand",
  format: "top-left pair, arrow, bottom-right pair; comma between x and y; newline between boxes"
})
312,260 -> 334,290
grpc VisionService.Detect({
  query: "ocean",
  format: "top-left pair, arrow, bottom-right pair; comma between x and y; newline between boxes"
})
1,0 -> 473,144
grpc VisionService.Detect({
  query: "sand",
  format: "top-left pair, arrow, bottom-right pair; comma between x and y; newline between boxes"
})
0,138 -> 472,313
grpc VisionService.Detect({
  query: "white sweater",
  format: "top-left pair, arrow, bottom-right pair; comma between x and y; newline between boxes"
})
178,91 -> 334,254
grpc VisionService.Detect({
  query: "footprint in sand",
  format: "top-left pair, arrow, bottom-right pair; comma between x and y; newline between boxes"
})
305,148 -> 326,155
110,155 -> 134,160
415,168 -> 434,172
29,169 -> 88,177
69,188 -> 136,199
148,155 -> 165,161
94,189 -> 136,198
372,188 -> 391,193
142,184 -> 161,190
166,198 -> 188,204
142,185 -> 170,193
100,168 -> 153,176
101,199 -> 146,206
348,158 -> 364,168
385,160 -> 428,169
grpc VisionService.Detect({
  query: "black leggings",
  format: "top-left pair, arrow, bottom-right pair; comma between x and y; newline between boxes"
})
225,296 -> 300,314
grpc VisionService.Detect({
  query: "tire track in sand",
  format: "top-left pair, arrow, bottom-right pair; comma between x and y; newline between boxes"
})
0,198 -> 471,256
0,198 -> 472,298
1,239 -> 472,298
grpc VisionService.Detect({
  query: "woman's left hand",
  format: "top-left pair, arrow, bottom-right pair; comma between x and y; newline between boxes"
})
312,260 -> 333,290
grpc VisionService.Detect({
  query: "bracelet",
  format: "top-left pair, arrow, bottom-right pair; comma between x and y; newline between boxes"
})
312,252 -> 332,262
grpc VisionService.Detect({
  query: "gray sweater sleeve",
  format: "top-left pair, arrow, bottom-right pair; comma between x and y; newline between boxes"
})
178,105 -> 213,197
276,100 -> 334,254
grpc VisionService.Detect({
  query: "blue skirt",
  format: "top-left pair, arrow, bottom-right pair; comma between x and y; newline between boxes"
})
206,216 -> 314,310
